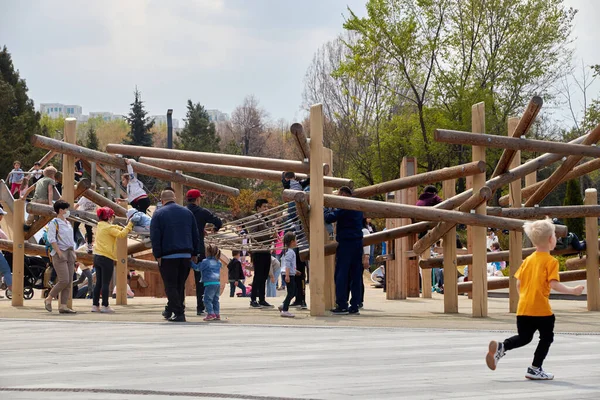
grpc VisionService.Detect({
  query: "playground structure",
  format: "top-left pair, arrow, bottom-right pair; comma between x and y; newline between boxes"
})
1,98 -> 600,318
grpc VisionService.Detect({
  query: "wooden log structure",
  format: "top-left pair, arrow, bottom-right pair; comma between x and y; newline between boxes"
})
80,159 -> 125,195
25,179 -> 91,240
26,201 -> 128,225
82,188 -> 128,217
323,147 -> 336,309
11,199 -> 25,306
30,135 -> 240,197
525,123 -> 600,207
487,205 -> 600,219
499,157 -> 600,206
442,178 -> 458,312
410,131 -> 591,255
435,128 -> 600,158
137,156 -> 352,189
62,118 -> 77,208
105,143 -> 327,175
299,221 -> 436,261
352,161 -> 486,199
507,117 -> 522,314
458,268 -> 600,294
491,96 -> 543,178
0,180 -> 14,213
0,239 -> 157,271
308,104 -> 326,316
290,123 -> 310,160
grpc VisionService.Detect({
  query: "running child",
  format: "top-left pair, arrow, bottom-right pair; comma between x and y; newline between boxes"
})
192,244 -> 222,321
486,218 -> 584,380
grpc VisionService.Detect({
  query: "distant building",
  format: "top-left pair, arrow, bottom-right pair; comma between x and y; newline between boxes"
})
89,111 -> 124,122
206,109 -> 229,123
149,115 -> 179,129
40,103 -> 83,120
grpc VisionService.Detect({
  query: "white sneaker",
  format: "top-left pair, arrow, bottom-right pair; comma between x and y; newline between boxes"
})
100,306 -> 115,314
526,366 -> 554,380
486,341 -> 505,371
280,311 -> 295,318
91,305 -> 100,312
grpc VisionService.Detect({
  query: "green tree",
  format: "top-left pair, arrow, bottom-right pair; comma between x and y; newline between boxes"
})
175,100 -> 220,152
123,87 -> 154,147
0,46 -> 45,178
563,179 -> 584,239
86,125 -> 100,150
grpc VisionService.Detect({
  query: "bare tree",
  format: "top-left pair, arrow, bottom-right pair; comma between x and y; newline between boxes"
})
227,95 -> 271,157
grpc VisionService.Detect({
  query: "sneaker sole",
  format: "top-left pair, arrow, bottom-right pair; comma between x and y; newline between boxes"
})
486,341 -> 498,371
525,374 -> 554,380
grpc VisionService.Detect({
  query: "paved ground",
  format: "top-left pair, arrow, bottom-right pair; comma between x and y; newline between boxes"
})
1,320 -> 599,400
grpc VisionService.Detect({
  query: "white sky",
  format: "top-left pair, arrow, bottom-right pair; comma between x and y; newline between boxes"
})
1,0 -> 598,127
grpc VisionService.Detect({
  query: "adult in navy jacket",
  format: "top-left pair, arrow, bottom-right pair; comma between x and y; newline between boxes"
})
186,189 -> 222,315
151,190 -> 200,322
324,186 -> 365,314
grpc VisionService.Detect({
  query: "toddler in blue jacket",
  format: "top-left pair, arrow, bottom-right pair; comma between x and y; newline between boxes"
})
192,244 -> 222,321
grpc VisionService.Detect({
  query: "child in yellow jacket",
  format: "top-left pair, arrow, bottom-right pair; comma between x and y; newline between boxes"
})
92,207 -> 133,313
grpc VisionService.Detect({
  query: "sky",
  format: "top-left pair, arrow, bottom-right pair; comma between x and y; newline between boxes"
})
1,0 -> 599,127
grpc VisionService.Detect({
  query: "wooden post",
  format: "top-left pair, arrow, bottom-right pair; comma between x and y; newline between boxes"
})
471,102 -> 487,317
386,187 -> 402,299
115,165 -> 121,200
421,248 -> 432,299
90,162 -> 97,185
309,104 -> 326,316
62,118 -> 77,204
525,169 -> 537,189
115,237 -> 128,305
508,117 -> 522,313
323,147 -> 336,310
172,170 -> 184,206
399,157 -> 419,297
11,199 -> 25,306
443,179 -> 458,313
585,189 -> 600,311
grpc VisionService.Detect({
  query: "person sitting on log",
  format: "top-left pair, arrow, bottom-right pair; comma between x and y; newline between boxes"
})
122,159 -> 150,214
24,166 -> 57,231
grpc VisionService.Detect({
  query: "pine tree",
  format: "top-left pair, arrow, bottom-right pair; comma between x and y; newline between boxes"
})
0,46 -> 45,178
123,87 -> 154,147
86,125 -> 100,150
563,179 -> 585,239
175,100 -> 220,152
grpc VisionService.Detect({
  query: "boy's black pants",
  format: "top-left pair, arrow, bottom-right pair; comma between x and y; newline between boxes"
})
504,315 -> 555,368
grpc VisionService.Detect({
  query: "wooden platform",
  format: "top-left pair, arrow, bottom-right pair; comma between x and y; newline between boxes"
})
1,320 -> 599,399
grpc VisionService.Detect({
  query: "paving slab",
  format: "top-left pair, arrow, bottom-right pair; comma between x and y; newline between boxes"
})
1,320 -> 599,400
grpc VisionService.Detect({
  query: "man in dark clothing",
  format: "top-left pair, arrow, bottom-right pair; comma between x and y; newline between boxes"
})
150,190 -> 200,322
324,186 -> 366,315
249,199 -> 275,308
186,189 -> 222,315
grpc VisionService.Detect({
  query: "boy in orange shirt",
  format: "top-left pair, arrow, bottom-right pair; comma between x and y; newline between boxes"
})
486,218 -> 584,380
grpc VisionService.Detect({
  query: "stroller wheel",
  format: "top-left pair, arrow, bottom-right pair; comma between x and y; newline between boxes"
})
5,289 -> 12,299
43,289 -> 50,298
24,288 -> 34,300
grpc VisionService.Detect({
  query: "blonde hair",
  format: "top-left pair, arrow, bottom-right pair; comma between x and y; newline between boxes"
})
523,218 -> 555,247
43,166 -> 57,177
206,244 -> 220,259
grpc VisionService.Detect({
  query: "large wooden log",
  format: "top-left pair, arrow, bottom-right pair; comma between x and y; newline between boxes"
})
435,128 -> 600,158
298,221 -> 436,261
499,157 -> 600,206
458,268 -> 598,293
584,189 -> 600,310
62,118 -> 77,210
282,190 -> 568,237
30,135 -> 240,197
507,117 -> 522,314
11,199 -> 25,306
0,179 -> 14,213
492,96 -> 543,178
290,123 -> 310,160
442,178 -> 458,313
525,123 -> 600,206
420,246 -> 582,269
487,205 -> 600,219
26,201 -> 128,225
105,143 -> 322,175
25,179 -> 91,240
352,161 -> 486,199
82,188 -> 128,217
137,156 -> 352,189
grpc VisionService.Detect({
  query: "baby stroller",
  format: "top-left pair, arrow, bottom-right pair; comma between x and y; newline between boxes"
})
3,252 -> 54,300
